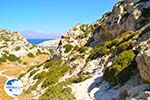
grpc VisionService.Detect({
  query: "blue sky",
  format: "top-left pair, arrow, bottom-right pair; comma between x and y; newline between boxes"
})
0,0 -> 118,39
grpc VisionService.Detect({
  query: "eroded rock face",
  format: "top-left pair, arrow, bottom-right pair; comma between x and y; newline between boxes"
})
18,0 -> 150,99
135,24 -> 150,83
90,0 -> 150,46
57,23 -> 97,58
136,43 -> 150,83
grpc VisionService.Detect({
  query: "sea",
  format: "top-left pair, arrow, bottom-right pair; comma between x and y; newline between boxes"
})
27,39 -> 51,44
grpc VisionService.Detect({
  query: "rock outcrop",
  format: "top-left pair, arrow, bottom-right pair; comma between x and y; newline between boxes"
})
136,26 -> 150,82
18,0 -> 150,100
0,29 -> 50,63
89,0 -> 150,46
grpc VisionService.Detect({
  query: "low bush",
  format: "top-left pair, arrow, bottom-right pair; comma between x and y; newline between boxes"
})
112,38 -> 121,46
78,46 -> 88,53
39,82 -> 75,100
15,46 -> 21,51
49,49 -> 54,54
23,57 -> 75,99
18,73 -> 26,79
116,40 -> 133,54
33,71 -> 48,80
88,31 -> 139,60
36,49 -> 42,55
0,55 -> 7,63
29,69 -> 38,77
70,55 -> 78,62
43,60 -> 60,69
88,45 -> 110,60
63,44 -> 73,53
27,52 -> 35,58
68,75 -> 90,83
103,50 -> 136,85
7,54 -> 19,62
103,41 -> 113,48
41,60 -> 70,88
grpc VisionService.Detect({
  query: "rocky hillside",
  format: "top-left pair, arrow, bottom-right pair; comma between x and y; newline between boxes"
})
0,29 -> 50,64
19,0 -> 150,100
0,29 -> 52,99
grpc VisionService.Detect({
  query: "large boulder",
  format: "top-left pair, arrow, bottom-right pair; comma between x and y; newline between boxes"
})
136,23 -> 150,83
136,44 -> 150,83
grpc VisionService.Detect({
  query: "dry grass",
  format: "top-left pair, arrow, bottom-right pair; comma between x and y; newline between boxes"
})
0,54 -> 50,100
21,54 -> 50,65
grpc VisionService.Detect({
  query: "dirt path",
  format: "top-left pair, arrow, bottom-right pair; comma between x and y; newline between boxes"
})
70,74 -> 102,100
0,70 -> 11,79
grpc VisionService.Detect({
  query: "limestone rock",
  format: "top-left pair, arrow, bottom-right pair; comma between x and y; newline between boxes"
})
90,0 -> 150,46
136,43 -> 150,83
0,29 -> 50,61
126,84 -> 150,100
17,0 -> 150,99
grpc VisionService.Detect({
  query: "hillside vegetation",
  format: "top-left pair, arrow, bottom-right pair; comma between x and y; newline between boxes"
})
0,0 -> 150,100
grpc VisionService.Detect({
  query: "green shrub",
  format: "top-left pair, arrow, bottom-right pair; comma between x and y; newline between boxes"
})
49,49 -> 54,54
7,54 -> 19,62
17,59 -> 23,63
117,40 -> 132,54
22,60 -> 72,100
111,31 -> 137,46
25,79 -> 43,94
88,45 -> 110,60
73,45 -> 80,51
15,46 -> 21,51
70,55 -> 78,62
88,31 -> 140,60
36,49 -> 42,55
68,75 -> 90,83
2,37 -> 10,41
18,73 -> 26,79
23,62 -> 27,65
27,52 -> 35,58
78,46 -> 88,53
43,60 -> 59,69
39,82 -> 75,100
112,38 -> 122,46
0,55 -> 7,63
103,41 -> 113,48
110,46 -> 116,53
73,27 -> 77,31
63,44 -> 73,53
103,50 -> 136,85
41,60 -> 70,88
27,65 -> 36,72
33,71 -> 48,80
0,45 -> 8,49
80,24 -> 86,31
30,79 -> 43,91
29,69 -> 37,77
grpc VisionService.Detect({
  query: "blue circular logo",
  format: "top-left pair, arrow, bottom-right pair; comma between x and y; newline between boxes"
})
4,78 -> 23,97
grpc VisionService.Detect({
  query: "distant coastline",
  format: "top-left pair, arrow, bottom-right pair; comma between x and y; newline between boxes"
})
27,39 -> 52,44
